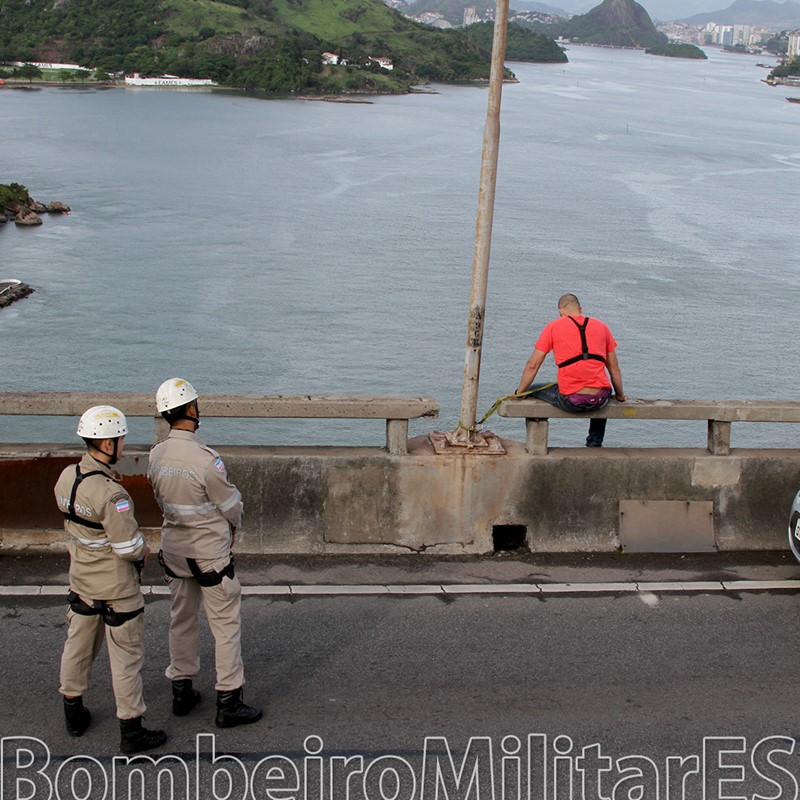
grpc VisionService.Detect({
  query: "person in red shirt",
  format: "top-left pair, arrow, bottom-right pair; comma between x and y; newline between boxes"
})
515,293 -> 626,447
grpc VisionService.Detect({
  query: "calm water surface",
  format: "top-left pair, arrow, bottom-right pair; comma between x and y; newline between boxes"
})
1,47 -> 798,447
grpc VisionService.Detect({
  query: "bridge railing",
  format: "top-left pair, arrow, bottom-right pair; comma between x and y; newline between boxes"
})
497,398 -> 800,455
0,392 -> 440,455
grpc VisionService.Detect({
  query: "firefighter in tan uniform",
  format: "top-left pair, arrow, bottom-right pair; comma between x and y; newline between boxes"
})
54,405 -> 167,754
148,378 -> 262,728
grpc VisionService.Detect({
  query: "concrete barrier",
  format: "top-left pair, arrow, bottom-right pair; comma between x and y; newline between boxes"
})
1,394 -> 798,555
1,440 -> 797,555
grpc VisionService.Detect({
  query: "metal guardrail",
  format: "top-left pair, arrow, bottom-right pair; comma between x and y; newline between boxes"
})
497,397 -> 800,455
0,392 -> 440,455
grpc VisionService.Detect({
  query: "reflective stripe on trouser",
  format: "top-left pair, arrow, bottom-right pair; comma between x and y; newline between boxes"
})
161,549 -> 245,692
59,595 -> 146,720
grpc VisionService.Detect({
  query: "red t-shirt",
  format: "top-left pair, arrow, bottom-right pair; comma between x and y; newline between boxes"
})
534,315 -> 617,395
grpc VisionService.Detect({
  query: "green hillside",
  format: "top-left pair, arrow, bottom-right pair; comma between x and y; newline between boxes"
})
0,0 -> 498,92
462,21 -> 567,62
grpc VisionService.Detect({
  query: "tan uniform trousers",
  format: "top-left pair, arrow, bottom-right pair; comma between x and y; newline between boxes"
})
161,550 -> 245,692
59,593 -> 146,720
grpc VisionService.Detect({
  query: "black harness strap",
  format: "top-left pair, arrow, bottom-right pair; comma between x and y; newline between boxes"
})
159,550 -> 235,587
64,466 -> 107,530
557,317 -> 607,369
186,556 -> 235,586
67,590 -> 144,627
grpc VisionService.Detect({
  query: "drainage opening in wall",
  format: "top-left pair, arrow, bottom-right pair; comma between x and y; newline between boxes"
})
492,525 -> 527,552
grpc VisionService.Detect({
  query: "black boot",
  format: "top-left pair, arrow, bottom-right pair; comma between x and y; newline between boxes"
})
119,717 -> 167,755
63,695 -> 91,737
172,679 -> 201,716
215,688 -> 262,728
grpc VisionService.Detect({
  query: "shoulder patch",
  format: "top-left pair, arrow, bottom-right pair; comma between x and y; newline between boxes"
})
110,492 -> 132,513
214,457 -> 225,472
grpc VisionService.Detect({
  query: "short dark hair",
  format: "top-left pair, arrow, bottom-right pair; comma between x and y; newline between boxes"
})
558,293 -> 580,310
161,400 -> 194,426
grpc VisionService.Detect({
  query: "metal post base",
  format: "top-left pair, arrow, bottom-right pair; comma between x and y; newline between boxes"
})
428,429 -> 506,455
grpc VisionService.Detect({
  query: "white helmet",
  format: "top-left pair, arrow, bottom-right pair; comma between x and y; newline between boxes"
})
156,378 -> 199,413
77,405 -> 128,438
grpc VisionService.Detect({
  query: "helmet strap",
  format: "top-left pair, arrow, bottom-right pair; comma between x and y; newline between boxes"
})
185,400 -> 201,430
110,437 -> 120,465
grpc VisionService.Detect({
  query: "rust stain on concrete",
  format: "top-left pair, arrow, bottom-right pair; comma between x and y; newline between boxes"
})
0,458 -> 162,529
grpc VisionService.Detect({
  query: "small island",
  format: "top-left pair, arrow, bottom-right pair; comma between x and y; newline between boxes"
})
645,42 -> 707,59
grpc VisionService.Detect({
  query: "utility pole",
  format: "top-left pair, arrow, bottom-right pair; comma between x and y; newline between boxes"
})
440,0 -> 510,453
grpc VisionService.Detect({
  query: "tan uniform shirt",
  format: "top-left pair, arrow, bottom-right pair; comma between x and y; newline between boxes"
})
148,430 -> 243,560
54,453 -> 146,602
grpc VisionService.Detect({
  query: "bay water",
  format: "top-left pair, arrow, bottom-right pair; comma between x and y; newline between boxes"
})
1,46 -> 798,448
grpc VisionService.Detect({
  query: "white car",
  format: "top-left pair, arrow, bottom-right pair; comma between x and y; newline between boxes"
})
790,490 -> 800,563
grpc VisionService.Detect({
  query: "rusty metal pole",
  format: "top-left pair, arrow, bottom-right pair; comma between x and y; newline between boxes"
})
451,0 -> 510,447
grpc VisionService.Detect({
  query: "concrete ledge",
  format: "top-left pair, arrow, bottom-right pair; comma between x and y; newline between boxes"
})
0,392 -> 439,454
0,392 -> 440,420
499,398 -> 800,422
498,397 -> 800,455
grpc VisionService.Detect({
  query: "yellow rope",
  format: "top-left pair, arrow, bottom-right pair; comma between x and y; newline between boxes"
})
455,384 -> 557,432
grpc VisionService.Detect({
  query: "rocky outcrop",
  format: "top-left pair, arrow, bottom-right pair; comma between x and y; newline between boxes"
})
15,210 -> 43,226
0,281 -> 34,309
2,197 -> 70,226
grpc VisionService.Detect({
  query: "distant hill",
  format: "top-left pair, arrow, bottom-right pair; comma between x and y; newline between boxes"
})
531,0 -> 667,47
512,0 -> 570,14
550,0 -> 735,23
679,0 -> 800,26
405,0 -> 567,25
0,0 -> 501,93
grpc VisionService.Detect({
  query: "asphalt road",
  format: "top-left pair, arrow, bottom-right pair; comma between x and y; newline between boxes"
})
3,588 -> 800,798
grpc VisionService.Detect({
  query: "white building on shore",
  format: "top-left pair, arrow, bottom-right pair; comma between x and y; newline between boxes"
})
124,73 -> 217,87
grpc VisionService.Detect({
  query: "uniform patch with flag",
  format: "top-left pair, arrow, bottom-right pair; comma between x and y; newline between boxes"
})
115,499 -> 131,513
214,458 -> 225,472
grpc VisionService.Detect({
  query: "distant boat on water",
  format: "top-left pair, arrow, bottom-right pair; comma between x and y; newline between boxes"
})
124,73 -> 217,87
788,97 -> 800,104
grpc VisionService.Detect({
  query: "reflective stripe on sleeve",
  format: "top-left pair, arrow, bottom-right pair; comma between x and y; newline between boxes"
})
68,533 -> 110,550
218,491 -> 242,513
110,532 -> 144,555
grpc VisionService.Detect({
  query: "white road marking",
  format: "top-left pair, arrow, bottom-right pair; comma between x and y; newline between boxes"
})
2,580 -> 799,597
